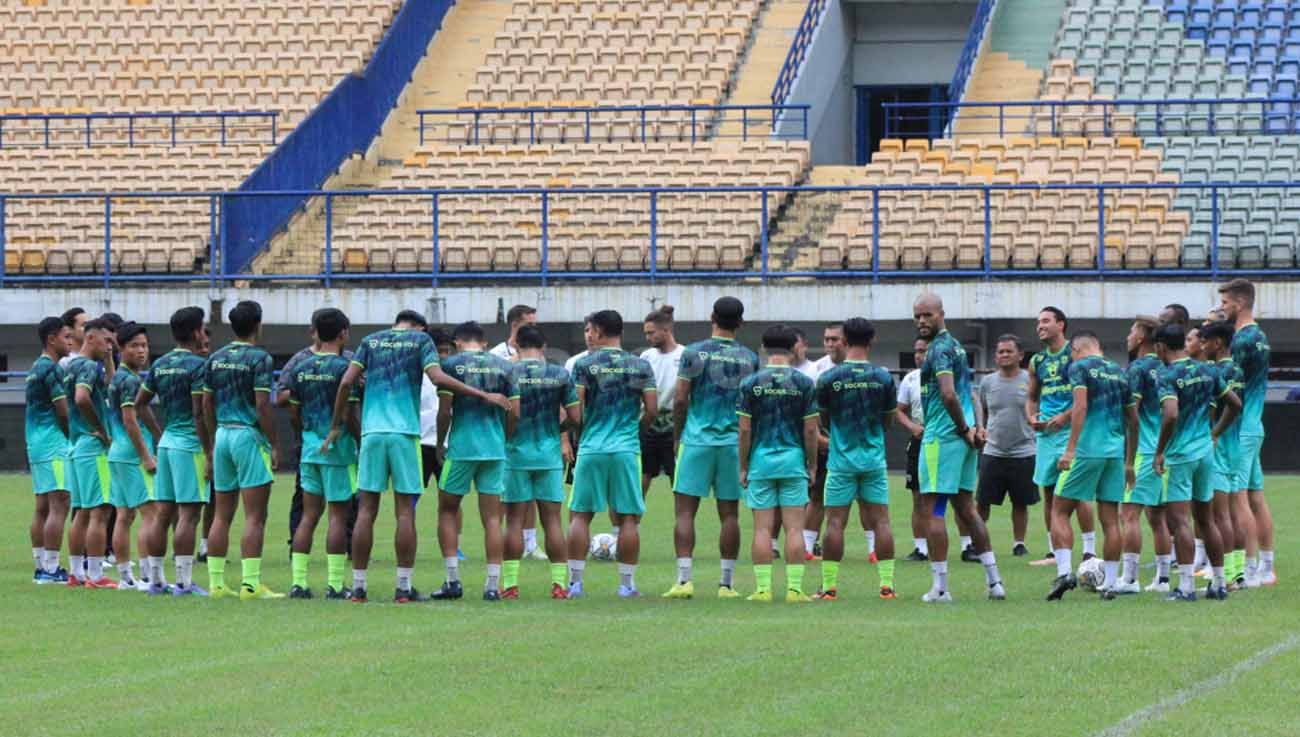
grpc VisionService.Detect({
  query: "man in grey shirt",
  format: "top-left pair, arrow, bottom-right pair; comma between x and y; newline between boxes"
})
977,334 -> 1039,557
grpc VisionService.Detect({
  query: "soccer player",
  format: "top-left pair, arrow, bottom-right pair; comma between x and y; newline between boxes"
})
322,310 -> 507,604
106,322 -> 160,590
564,310 -> 657,599
285,308 -> 359,600
977,334 -> 1038,556
490,303 -> 537,361
738,324 -> 817,603
1120,317 -> 1172,593
433,321 -> 515,601
1201,320 -> 1249,588
790,328 -> 818,379
203,300 -> 281,600
913,294 -> 1004,602
28,316 -> 72,583
815,318 -> 898,600
1044,332 -> 1136,601
64,317 -> 117,588
58,307 -> 87,370
803,322 -> 844,562
278,314 -> 320,553
1027,306 -> 1097,565
896,336 -> 931,562
1153,323 -> 1240,601
640,305 -> 683,498
663,297 -> 758,599
502,325 -> 581,599
1218,278 -> 1274,585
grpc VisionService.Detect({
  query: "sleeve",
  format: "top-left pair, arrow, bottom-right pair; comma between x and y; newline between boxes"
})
140,363 -> 155,397
198,358 -> 212,394
814,374 -> 830,412
118,375 -> 139,408
73,360 -> 97,390
563,372 -> 579,407
1127,365 -> 1143,403
347,372 -> 362,403
436,356 -> 454,397
254,352 -> 273,392
736,379 -> 754,417
419,334 -> 438,371
1068,361 -> 1087,390
1215,367 -> 1230,398
677,347 -> 702,384
640,359 -> 657,393
500,365 -> 516,400
929,344 -> 955,376
351,339 -> 368,369
1157,370 -> 1177,403
274,353 -> 296,395
882,373 -> 899,416
896,374 -> 911,404
1028,353 -> 1041,374
802,379 -> 820,419
44,363 -> 67,402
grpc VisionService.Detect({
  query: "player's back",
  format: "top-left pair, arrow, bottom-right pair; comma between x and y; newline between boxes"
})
920,330 -> 974,442
815,360 -> 895,472
1230,323 -> 1269,436
1070,355 -> 1128,458
1127,353 -> 1162,454
508,359 -> 577,469
738,365 -> 816,477
107,367 -> 151,463
24,354 -> 67,461
440,350 -> 513,460
204,342 -> 273,429
679,336 -> 759,446
289,352 -> 357,465
144,348 -> 206,449
63,355 -> 108,450
1030,344 -> 1073,421
574,347 -> 655,454
1213,356 -> 1244,463
352,327 -> 436,436
1159,358 -> 1224,463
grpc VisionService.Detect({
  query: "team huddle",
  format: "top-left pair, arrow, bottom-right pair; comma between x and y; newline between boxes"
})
21,279 -> 1276,604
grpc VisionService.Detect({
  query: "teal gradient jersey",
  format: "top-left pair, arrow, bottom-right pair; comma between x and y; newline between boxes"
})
24,354 -> 68,462
1067,355 -> 1130,458
1030,343 -> 1073,422
678,337 -> 759,446
815,360 -> 897,473
1127,354 -> 1163,455
573,347 -> 656,454
203,342 -> 273,428
920,330 -> 974,442
107,367 -> 152,464
351,328 -> 438,437
141,349 -> 206,452
1213,357 -> 1244,468
64,356 -> 109,457
736,365 -> 818,480
285,352 -> 359,466
507,359 -> 579,470
439,350 -> 514,461
1158,358 -> 1229,464
1230,323 -> 1270,437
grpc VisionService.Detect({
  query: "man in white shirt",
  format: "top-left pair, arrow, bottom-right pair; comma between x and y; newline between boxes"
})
791,328 -> 819,379
896,336 -> 930,561
811,322 -> 845,376
803,323 -> 845,561
640,306 -> 684,497
58,308 -> 88,369
489,305 -> 536,361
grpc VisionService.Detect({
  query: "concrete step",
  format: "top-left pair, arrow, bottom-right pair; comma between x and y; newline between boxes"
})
988,0 -> 1068,70
719,0 -> 811,138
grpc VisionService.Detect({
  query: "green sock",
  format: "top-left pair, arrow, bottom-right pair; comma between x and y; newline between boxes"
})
291,552 -> 309,588
550,563 -> 566,587
878,559 -> 896,589
754,564 -> 773,593
821,560 -> 840,592
502,560 -> 520,590
327,554 -> 347,591
787,564 -> 805,594
1233,549 -> 1246,579
208,556 -> 226,590
242,557 -> 261,590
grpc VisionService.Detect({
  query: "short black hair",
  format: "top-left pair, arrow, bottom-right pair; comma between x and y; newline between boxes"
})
516,324 -> 546,350
644,305 -> 674,327
426,326 -> 454,351
791,326 -> 808,342
1201,320 -> 1235,347
312,308 -> 350,343
82,317 -> 113,336
61,307 -> 86,328
506,304 -> 536,326
116,321 -> 148,347
453,321 -> 486,343
1070,330 -> 1101,347
1040,306 -> 1068,329
38,316 -> 65,347
228,300 -> 263,339
395,309 -> 428,328
170,306 -> 206,343
995,333 -> 1023,351
588,309 -> 623,338
761,324 -> 798,353
98,312 -> 124,331
1154,323 -> 1186,351
1162,303 -> 1190,326
712,296 -> 744,331
825,321 -> 845,331
842,317 -> 875,348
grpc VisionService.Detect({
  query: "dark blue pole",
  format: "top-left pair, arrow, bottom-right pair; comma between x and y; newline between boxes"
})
649,191 -> 658,285
1096,186 -> 1106,273
742,107 -> 748,141
271,114 -> 277,144
432,194 -> 440,288
760,190 -> 769,282
0,196 -> 6,287
103,196 -> 112,289
983,186 -> 991,277
208,196 -> 218,290
419,112 -> 425,146
1210,185 -> 1220,276
171,115 -> 177,147
219,194 -> 228,286
871,189 -> 880,281
323,194 -> 334,289
540,191 -> 549,287
221,115 -> 227,146
128,117 -> 134,147
85,117 -> 91,148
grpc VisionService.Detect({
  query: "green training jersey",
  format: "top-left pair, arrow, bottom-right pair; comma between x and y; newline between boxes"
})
573,347 -> 656,455
285,352 -> 359,467
815,360 -> 897,473
107,367 -> 152,464
64,355 -> 109,458
920,330 -> 974,443
737,365 -> 817,480
1213,357 -> 1244,476
1067,355 -> 1130,459
440,350 -> 514,461
1030,342 -> 1073,424
1230,323 -> 1269,437
507,358 -> 578,470
1158,358 -> 1228,465
203,342 -> 273,430
141,349 -> 206,452
678,336 -> 759,447
24,354 -> 68,463
351,328 -> 438,437
1127,354 -> 1163,455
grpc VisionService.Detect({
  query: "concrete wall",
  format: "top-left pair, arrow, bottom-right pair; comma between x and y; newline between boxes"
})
777,0 -> 856,164
851,2 -> 977,86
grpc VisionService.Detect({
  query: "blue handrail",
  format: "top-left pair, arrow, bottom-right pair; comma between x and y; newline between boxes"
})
948,0 -> 998,106
771,0 -> 828,107
417,104 -> 812,145
0,110 -> 279,149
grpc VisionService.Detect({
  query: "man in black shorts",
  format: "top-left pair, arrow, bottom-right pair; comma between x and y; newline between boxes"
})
420,327 -> 456,487
896,336 -> 930,561
976,334 -> 1039,556
639,306 -> 683,497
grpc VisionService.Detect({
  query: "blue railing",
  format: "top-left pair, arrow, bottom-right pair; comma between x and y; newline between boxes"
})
417,104 -> 811,145
948,0 -> 998,106
0,111 -> 279,149
771,0 -> 828,107
884,97 -> 1300,139
3,181 -> 1300,288
223,0 -> 454,274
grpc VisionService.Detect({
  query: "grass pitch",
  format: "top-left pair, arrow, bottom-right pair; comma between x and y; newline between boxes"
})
2,473 -> 1297,737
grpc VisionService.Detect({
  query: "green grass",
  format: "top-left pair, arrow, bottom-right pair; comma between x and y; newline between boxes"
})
3,473 -> 1298,737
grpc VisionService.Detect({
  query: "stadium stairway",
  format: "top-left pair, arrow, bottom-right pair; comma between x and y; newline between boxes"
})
954,0 -> 1067,135
718,0 -> 814,139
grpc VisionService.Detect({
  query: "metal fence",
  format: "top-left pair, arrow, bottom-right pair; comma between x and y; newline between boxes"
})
0,111 -> 279,149
771,0 -> 828,107
947,0 -> 998,106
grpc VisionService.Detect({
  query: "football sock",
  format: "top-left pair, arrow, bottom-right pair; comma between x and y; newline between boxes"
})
175,555 -> 193,588
878,559 -> 895,589
1246,555 -> 1259,579
1226,549 -> 1242,580
676,556 -> 693,584
444,556 -> 460,583
241,557 -> 262,590
1155,554 -> 1172,581
1212,566 -> 1226,589
502,560 -> 520,590
549,562 -> 566,587
865,531 -> 876,556
617,563 -> 636,590
152,556 -> 168,585
291,553 -> 309,588
959,535 -> 972,551
352,568 -> 367,591
1081,532 -> 1097,557
1014,539 -> 1026,549
397,566 -> 413,591
979,551 -> 1000,585
1055,548 -> 1073,578
915,537 -> 929,556
198,538 -> 208,557
930,561 -> 948,593
88,556 -> 104,580
485,564 -> 501,593
1178,564 -> 1196,594
802,530 -> 817,554
1260,550 -> 1275,576
70,555 -> 85,579
117,561 -> 133,584
32,547 -> 43,570
568,559 -> 585,586
522,528 -> 538,553
1193,539 -> 1207,567
207,556 -> 225,590
821,560 -> 839,592
1045,532 -> 1054,555
42,549 -> 60,573
770,539 -> 780,555
326,554 -> 346,591
786,564 -> 805,594
1121,552 -> 1140,583
753,563 -> 772,593
720,559 -> 736,587
1102,560 -> 1119,590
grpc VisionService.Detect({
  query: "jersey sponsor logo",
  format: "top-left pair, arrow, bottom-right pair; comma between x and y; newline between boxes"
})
210,361 -> 251,372
295,371 -> 337,383
589,365 -> 634,376
753,385 -> 801,397
831,380 -> 884,392
369,339 -> 420,350
516,377 -> 562,386
1088,368 -> 1124,382
151,367 -> 191,377
454,364 -> 502,376
1175,374 -> 1212,389
696,351 -> 747,365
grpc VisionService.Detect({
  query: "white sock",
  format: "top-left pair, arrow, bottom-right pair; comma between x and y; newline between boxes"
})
770,538 -> 780,554
198,538 -> 208,557
117,561 -> 133,583
70,554 -> 86,579
1046,532 -> 1054,553
1260,550 -> 1274,575
931,561 -> 949,593
1246,556 -> 1259,577
352,568 -> 367,590
914,537 -> 929,555
1014,539 -> 1026,549
865,530 -> 876,555
1103,560 -> 1119,590
1156,554 -> 1172,580
42,549 -> 60,573
1194,539 -> 1207,567
32,547 -> 44,569
396,566 -> 413,591
568,559 -> 586,585
522,528 -> 538,553
1212,566 -> 1226,588
618,563 -> 636,589
444,556 -> 460,583
1121,553 -> 1140,583
959,535 -> 972,551
175,555 -> 194,587
979,551 -> 1000,585
485,563 -> 501,592
1179,563 -> 1196,594
1055,548 -> 1073,578
149,556 -> 166,585
720,559 -> 736,587
802,530 -> 818,554
1081,531 -> 1097,556
87,556 -> 104,581
676,557 -> 692,584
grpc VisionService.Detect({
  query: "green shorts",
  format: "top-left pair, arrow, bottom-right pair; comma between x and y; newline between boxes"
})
213,426 -> 273,493
1125,452 -> 1167,507
70,454 -> 111,509
570,452 -> 643,516
110,461 -> 155,509
1213,445 -> 1241,493
440,459 -> 505,496
919,437 -> 977,495
503,468 -> 565,504
155,447 -> 207,504
357,432 -> 423,495
1033,429 -> 1069,488
672,444 -> 742,501
746,476 -> 809,510
30,456 -> 69,495
1166,454 -> 1214,504
1057,457 -> 1125,504
1236,435 -> 1264,491
301,462 -> 357,503
824,467 -> 889,507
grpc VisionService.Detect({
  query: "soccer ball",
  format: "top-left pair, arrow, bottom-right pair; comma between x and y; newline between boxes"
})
590,533 -> 618,561
1077,557 -> 1106,591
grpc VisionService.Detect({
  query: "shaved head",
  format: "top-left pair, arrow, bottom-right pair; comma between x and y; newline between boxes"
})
912,293 -> 945,339
913,293 -> 943,312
